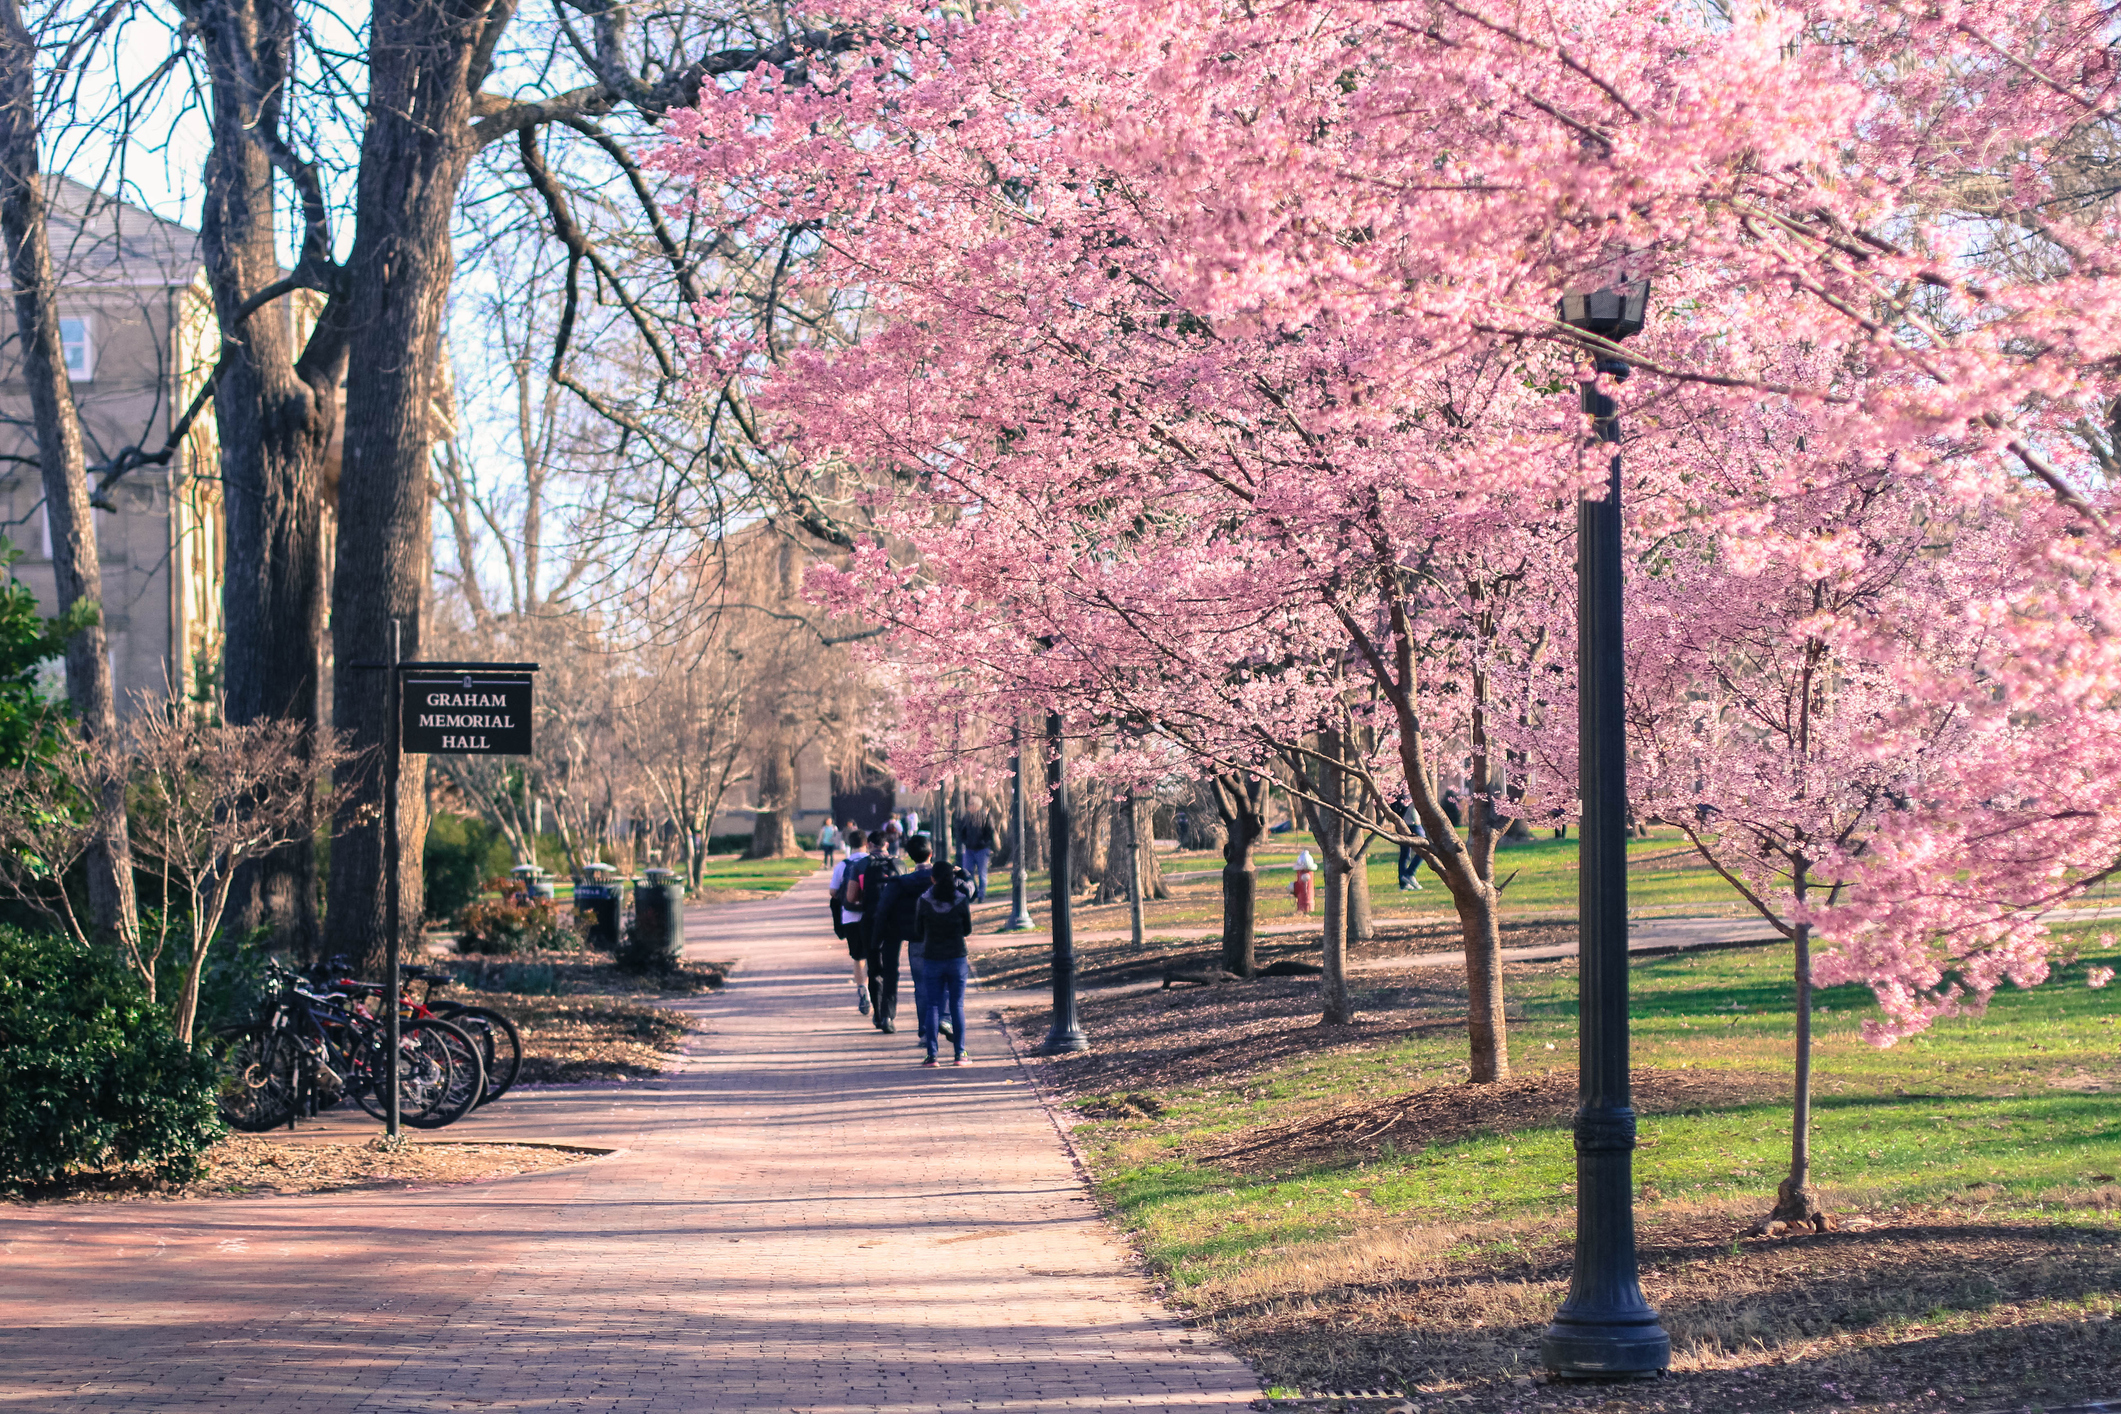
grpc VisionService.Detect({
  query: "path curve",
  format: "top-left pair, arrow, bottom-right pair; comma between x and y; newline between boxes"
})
0,873 -> 1259,1413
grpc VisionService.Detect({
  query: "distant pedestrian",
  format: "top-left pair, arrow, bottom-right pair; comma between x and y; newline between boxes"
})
817,820 -> 841,868
904,807 -> 921,837
1392,796 -> 1427,891
957,801 -> 997,902
880,817 -> 903,859
1291,849 -> 1316,915
1441,789 -> 1465,828
916,861 -> 975,1066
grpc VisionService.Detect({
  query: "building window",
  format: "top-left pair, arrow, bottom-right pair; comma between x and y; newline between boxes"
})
60,316 -> 92,380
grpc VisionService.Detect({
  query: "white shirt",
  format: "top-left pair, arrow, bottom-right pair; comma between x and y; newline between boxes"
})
830,848 -> 871,921
904,811 -> 920,835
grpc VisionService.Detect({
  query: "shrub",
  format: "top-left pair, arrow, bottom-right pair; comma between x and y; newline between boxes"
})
456,896 -> 572,954
0,924 -> 223,1189
424,813 -> 511,922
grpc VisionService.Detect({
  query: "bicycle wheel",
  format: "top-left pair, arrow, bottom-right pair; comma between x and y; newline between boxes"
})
403,1018 -> 486,1129
213,1026 -> 298,1132
444,1006 -> 522,1106
353,1019 -> 455,1125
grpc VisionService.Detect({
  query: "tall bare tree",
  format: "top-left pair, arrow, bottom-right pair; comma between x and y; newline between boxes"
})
0,0 -> 139,952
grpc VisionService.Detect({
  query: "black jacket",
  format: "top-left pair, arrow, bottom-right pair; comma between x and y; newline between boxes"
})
915,892 -> 974,961
957,815 -> 997,852
872,867 -> 934,947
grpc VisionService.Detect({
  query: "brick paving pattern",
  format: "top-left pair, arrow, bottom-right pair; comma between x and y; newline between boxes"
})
0,875 -> 1260,1412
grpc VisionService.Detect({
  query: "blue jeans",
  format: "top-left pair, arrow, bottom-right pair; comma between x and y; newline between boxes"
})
1398,844 -> 1425,888
961,847 -> 992,901
920,956 -> 969,1058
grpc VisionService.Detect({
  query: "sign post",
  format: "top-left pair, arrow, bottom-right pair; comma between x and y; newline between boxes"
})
366,652 -> 538,1140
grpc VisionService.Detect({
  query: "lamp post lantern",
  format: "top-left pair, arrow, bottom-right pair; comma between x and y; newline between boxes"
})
1541,279 -> 1671,1380
1036,710 -> 1087,1053
1001,720 -> 1035,931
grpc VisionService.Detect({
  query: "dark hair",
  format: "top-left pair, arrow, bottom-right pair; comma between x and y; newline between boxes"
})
929,860 -> 959,899
845,827 -> 866,848
905,833 -> 932,863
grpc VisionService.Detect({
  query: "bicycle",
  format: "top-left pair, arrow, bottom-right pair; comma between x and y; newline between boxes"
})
213,962 -> 484,1131
319,960 -> 522,1110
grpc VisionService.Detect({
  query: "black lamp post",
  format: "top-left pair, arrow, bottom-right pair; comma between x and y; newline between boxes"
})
1001,720 -> 1034,931
1036,709 -> 1087,1053
1541,280 -> 1670,1380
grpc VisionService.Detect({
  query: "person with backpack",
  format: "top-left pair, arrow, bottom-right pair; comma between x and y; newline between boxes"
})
829,827 -> 882,1015
867,834 -> 936,1034
915,860 -> 976,1066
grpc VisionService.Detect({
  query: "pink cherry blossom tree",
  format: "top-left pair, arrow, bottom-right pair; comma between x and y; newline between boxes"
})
655,0 -> 2121,1091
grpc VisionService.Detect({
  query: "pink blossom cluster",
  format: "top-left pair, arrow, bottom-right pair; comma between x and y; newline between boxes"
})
653,0 -> 2121,1040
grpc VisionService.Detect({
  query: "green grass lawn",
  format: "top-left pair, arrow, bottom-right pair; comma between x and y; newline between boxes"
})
985,826 -> 1766,937
1086,931 -> 2121,1261
1029,920 -> 2121,1404
695,855 -> 820,893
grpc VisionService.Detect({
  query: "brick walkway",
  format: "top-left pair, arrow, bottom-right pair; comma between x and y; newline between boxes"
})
0,874 -> 1260,1413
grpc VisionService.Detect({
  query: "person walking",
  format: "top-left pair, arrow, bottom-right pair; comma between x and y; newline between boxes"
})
1291,848 -> 1317,916
880,817 -> 903,860
957,801 -> 997,902
1392,795 -> 1427,891
829,828 -> 883,1015
867,834 -> 936,1034
818,819 -> 841,868
916,861 -> 975,1066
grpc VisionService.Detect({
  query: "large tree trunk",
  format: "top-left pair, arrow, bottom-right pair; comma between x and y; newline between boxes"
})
195,0 -> 345,955
0,10 -> 140,960
1137,795 -> 1169,899
1214,772 -> 1266,977
325,0 -> 500,972
747,728 -> 800,857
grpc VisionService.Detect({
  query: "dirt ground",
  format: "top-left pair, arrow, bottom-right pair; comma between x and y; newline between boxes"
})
6,1135 -> 603,1204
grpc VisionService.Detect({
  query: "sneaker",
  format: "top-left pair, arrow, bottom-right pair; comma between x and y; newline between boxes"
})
1409,879 -> 1424,889
921,1055 -> 940,1067
952,1053 -> 967,1066
856,984 -> 870,1015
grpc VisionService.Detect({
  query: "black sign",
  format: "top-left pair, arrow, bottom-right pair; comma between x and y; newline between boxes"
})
402,670 -> 533,756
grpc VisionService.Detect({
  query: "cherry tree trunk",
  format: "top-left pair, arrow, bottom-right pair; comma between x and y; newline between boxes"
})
1320,856 -> 1353,1024
1348,838 -> 1374,940
1214,772 -> 1266,977
0,14 -> 140,958
1768,916 -> 1827,1229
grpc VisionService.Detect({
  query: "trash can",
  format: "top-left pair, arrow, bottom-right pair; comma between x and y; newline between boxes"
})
574,863 -> 620,950
511,863 -> 551,900
622,867 -> 686,972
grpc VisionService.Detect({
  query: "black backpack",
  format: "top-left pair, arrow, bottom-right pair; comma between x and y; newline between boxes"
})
842,852 -> 899,914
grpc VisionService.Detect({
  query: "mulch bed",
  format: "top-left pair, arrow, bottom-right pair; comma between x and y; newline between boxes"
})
6,1135 -> 602,1203
1005,956 -> 1578,1098
441,950 -> 728,1084
1203,1066 -> 1780,1171
1212,1203 -> 2121,1414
